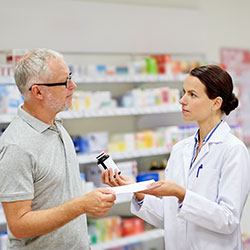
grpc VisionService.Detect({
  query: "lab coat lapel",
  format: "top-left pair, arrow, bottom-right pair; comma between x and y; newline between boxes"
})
183,140 -> 195,182
188,121 -> 230,176
188,143 -> 210,176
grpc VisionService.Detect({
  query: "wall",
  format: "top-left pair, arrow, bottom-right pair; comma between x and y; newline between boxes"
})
0,0 -> 205,54
200,0 -> 250,62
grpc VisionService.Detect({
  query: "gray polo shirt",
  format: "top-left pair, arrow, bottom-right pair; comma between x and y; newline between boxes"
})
0,107 -> 89,250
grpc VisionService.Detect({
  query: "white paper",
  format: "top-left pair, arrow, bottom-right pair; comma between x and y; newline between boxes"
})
109,179 -> 155,194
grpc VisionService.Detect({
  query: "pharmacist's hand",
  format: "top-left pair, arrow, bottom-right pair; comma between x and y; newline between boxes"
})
102,168 -> 135,187
137,180 -> 186,202
82,188 -> 116,217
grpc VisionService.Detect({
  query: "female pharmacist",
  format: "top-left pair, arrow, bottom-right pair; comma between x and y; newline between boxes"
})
102,65 -> 250,250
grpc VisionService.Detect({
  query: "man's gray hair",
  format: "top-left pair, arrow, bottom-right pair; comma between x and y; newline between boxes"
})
14,49 -> 64,96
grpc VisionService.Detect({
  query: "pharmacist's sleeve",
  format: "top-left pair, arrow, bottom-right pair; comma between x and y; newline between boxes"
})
0,144 -> 35,202
131,194 -> 164,229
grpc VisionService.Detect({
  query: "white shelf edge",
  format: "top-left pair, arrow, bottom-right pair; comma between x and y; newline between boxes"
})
59,104 -> 181,119
0,105 -> 180,124
77,146 -> 172,164
91,228 -> 164,250
0,74 -> 187,85
74,73 -> 186,83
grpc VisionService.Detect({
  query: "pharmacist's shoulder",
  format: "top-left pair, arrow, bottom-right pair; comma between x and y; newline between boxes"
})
223,132 -> 248,153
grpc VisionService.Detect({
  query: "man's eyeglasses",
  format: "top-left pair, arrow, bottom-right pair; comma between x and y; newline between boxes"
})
28,72 -> 72,91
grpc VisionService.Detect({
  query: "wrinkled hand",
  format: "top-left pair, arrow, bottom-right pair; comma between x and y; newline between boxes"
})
137,180 -> 186,201
102,168 -> 135,187
82,188 -> 116,217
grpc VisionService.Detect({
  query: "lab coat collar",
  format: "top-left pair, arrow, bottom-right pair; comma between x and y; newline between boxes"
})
183,120 -> 231,145
184,120 -> 231,178
199,120 -> 230,144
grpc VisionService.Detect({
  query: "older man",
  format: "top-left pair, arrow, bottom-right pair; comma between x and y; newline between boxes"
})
0,49 -> 116,250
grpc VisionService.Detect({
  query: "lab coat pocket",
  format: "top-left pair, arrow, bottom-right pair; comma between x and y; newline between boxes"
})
193,168 -> 219,201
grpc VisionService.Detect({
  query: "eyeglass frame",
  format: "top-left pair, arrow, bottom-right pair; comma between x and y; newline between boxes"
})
28,72 -> 72,91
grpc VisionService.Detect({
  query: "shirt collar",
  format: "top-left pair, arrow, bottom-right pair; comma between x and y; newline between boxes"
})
17,106 -> 63,133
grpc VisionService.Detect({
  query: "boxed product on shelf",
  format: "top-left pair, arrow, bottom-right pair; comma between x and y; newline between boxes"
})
118,87 -> 179,108
115,161 -> 138,182
72,132 -> 108,154
85,163 -> 106,189
151,54 -> 171,74
5,49 -> 28,66
130,60 -> 147,75
108,133 -> 135,153
136,172 -> 159,182
135,130 -> 154,149
0,64 -> 14,78
70,90 -> 115,111
0,85 -> 23,114
88,132 -> 109,154
149,159 -> 167,181
163,125 -> 198,146
88,216 -> 122,245
145,58 -> 158,74
121,217 -> 144,237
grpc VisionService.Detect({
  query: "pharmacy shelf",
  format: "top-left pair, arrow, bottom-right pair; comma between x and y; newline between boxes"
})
91,228 -> 164,250
0,73 -> 187,85
73,73 -> 187,84
0,105 -> 181,124
59,104 -> 181,119
0,76 -> 15,85
77,146 -> 172,164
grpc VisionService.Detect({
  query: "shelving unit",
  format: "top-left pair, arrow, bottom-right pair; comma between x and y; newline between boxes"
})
59,104 -> 181,119
91,228 -> 164,250
77,146 -> 171,164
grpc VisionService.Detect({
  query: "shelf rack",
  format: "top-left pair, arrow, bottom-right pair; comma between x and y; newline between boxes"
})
77,146 -> 172,164
91,228 -> 164,250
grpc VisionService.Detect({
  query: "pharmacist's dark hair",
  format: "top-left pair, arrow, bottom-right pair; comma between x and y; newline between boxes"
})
190,65 -> 238,115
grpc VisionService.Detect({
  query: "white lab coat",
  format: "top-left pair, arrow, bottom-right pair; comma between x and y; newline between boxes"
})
131,121 -> 250,250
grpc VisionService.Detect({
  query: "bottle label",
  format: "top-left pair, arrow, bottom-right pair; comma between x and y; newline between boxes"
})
98,157 -> 121,175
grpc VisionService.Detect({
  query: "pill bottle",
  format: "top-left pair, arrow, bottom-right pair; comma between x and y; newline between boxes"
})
96,151 -> 121,176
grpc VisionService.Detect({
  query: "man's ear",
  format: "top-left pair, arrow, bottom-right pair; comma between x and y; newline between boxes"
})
30,86 -> 44,100
212,96 -> 223,111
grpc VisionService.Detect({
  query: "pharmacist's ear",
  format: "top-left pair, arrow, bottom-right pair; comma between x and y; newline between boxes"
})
29,85 -> 44,100
212,96 -> 223,111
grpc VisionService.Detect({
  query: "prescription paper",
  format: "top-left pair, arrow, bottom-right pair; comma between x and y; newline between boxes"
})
109,179 -> 155,194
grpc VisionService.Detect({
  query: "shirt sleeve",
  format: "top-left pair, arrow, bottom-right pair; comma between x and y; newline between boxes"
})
0,144 -> 35,202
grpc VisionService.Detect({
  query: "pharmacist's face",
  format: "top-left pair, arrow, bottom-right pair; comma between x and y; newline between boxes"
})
179,75 -> 215,122
43,58 -> 77,113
